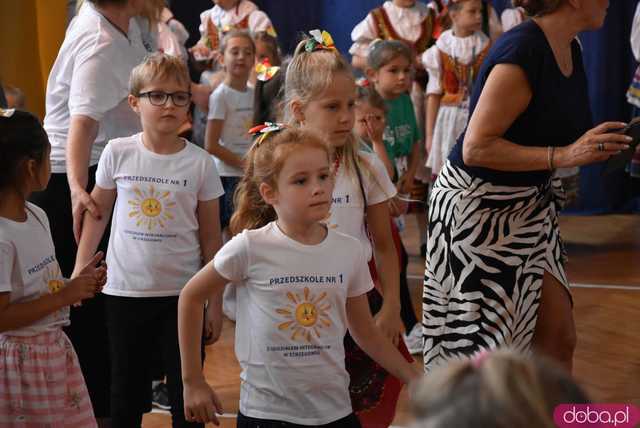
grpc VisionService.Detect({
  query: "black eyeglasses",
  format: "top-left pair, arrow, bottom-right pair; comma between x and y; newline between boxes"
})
138,91 -> 192,107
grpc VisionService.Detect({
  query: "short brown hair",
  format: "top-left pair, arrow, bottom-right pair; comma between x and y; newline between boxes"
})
367,40 -> 413,71
129,53 -> 190,96
220,30 -> 256,55
512,0 -> 563,16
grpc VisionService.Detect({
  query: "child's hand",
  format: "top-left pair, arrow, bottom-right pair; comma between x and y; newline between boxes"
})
184,378 -> 224,425
204,303 -> 223,345
397,174 -> 414,196
365,114 -> 385,145
374,303 -> 403,347
59,274 -> 100,307
389,196 -> 409,217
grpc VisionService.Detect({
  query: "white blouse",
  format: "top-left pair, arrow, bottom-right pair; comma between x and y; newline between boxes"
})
421,29 -> 490,96
198,0 -> 273,37
631,2 -> 640,62
500,7 -> 526,32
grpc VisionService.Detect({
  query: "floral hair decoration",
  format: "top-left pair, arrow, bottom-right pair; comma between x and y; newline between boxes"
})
305,29 -> 336,53
255,58 -> 280,82
355,77 -> 370,88
249,122 -> 287,146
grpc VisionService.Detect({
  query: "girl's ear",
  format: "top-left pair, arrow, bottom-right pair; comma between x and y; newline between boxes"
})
259,182 -> 277,206
365,67 -> 378,84
290,100 -> 306,124
128,94 -> 141,114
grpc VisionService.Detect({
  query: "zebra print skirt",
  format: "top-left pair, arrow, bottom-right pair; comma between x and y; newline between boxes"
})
422,161 -> 569,371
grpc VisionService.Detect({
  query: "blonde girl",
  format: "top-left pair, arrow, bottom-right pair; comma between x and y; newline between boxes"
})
178,126 -> 418,427
284,31 -> 412,428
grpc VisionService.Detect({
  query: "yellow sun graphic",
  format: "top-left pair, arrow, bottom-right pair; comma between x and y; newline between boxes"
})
43,264 -> 65,294
276,287 -> 331,342
128,185 -> 176,230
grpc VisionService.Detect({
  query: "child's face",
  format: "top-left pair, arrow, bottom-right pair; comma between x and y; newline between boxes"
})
354,101 -> 386,142
393,0 -> 417,7
296,72 -> 356,148
451,0 -> 483,34
370,55 -> 412,99
130,77 -> 190,135
221,36 -> 255,80
213,0 -> 239,10
266,146 -> 334,225
255,40 -> 278,66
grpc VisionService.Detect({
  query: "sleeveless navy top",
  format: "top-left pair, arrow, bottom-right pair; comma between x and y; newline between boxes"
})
448,20 -> 593,187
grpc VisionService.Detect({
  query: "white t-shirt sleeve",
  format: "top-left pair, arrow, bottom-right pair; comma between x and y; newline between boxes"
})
363,153 -> 397,206
347,241 -> 374,298
423,45 -> 443,96
208,86 -> 227,121
0,242 -> 14,293
68,39 -> 128,122
213,231 -> 249,282
95,142 -> 116,189
198,156 -> 225,201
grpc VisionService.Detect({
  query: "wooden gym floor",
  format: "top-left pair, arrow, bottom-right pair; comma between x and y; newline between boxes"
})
144,214 -> 640,427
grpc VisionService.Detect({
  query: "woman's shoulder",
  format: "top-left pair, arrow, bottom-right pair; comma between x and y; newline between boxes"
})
492,20 -> 547,54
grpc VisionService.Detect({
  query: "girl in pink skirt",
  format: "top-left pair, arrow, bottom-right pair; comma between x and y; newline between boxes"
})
0,109 -> 106,427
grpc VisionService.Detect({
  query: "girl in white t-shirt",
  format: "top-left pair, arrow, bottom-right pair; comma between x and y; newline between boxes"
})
74,54 -> 224,427
179,125 -> 420,427
0,110 -> 106,427
284,31 -> 413,428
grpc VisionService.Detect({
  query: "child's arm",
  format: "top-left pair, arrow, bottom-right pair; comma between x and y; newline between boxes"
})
178,263 -> 227,424
425,94 -> 442,155
72,186 -> 116,277
0,253 -> 105,333
366,202 -> 402,345
197,198 -> 224,345
399,140 -> 422,195
205,119 -> 245,170
347,293 -> 422,384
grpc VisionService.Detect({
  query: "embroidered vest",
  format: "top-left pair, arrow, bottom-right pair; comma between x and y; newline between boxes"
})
440,44 -> 490,106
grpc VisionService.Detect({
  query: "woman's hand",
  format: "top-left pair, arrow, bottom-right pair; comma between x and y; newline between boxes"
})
183,378 -> 224,425
555,122 -> 632,168
70,187 -> 101,244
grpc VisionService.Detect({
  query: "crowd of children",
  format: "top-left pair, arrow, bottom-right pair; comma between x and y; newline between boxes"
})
0,0 -> 614,427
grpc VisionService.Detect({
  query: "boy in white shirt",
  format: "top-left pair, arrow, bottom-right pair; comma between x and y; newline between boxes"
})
205,30 -> 255,235
74,53 -> 224,427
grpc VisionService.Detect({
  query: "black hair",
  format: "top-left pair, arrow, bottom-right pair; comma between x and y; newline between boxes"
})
252,61 -> 288,126
0,110 -> 49,191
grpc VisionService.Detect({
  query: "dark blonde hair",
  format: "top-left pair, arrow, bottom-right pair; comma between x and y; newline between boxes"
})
129,52 -> 190,96
355,85 -> 386,113
254,31 -> 282,66
229,128 -> 332,235
367,39 -> 413,71
412,349 -> 590,428
220,30 -> 256,55
512,0 -> 563,16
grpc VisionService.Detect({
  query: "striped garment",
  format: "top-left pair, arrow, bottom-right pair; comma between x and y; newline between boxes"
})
0,330 -> 96,427
422,161 -> 569,372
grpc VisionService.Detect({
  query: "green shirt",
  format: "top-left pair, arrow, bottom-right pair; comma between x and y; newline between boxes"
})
382,93 -> 421,177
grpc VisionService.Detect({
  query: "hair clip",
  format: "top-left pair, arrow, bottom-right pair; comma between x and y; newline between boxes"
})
255,58 -> 280,82
471,349 -> 490,368
249,122 -> 286,145
0,108 -> 16,118
305,29 -> 336,53
266,26 -> 278,38
355,77 -> 370,88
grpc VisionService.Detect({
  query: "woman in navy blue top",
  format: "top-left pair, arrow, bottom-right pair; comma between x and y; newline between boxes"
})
422,0 -> 630,373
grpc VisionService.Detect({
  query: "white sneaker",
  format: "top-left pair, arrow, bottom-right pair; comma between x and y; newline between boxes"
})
403,323 -> 423,355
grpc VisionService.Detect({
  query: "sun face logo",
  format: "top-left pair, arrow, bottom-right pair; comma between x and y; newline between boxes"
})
276,287 -> 331,342
43,264 -> 65,294
128,185 -> 176,230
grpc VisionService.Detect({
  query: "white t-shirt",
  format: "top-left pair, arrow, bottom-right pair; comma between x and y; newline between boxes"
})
326,151 -> 396,261
214,223 -> 373,425
207,83 -> 254,177
44,1 -> 151,173
0,204 -> 69,336
95,133 -> 224,297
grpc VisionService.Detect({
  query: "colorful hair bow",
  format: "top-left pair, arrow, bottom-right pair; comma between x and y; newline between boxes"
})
255,58 -> 280,82
249,122 -> 286,145
0,108 -> 15,118
355,77 -> 370,88
305,29 -> 336,53
266,26 -> 278,38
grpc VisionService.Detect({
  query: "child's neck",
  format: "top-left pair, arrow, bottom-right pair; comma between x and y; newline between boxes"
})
276,219 -> 327,246
141,130 -> 184,155
224,74 -> 249,92
452,25 -> 475,38
374,84 -> 399,101
0,189 -> 27,222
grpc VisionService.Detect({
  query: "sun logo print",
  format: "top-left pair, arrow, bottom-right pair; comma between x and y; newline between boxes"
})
128,185 -> 176,230
43,264 -> 65,294
276,287 -> 331,342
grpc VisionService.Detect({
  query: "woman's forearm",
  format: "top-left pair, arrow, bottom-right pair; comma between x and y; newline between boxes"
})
66,115 -> 98,191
